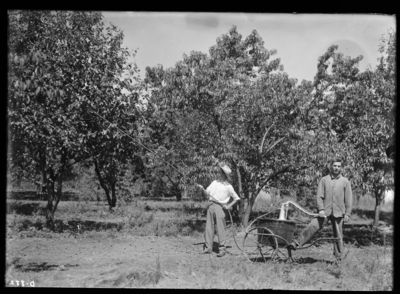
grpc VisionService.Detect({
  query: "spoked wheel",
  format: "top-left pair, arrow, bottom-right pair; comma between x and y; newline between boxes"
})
242,227 -> 280,262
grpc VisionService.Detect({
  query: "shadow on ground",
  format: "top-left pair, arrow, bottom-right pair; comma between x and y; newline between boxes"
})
245,256 -> 339,265
178,219 -> 206,234
11,218 -> 123,233
13,262 -> 79,272
7,202 -> 45,216
7,191 -> 80,201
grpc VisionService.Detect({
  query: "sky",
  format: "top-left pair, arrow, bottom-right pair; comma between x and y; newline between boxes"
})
102,12 -> 395,83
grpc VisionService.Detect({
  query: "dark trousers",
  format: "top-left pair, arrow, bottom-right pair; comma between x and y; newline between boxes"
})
204,203 -> 226,251
297,215 -> 344,258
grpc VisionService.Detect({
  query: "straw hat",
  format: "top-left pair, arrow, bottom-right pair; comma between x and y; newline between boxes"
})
219,164 -> 232,179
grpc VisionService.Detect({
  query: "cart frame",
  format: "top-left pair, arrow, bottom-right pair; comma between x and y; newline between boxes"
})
241,208 -> 339,263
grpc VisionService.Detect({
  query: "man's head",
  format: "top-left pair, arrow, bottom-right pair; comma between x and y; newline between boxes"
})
330,158 -> 342,177
218,164 -> 232,181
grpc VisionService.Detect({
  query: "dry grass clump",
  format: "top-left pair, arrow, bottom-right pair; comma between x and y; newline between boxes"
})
95,270 -> 163,288
95,251 -> 163,288
195,259 -> 273,289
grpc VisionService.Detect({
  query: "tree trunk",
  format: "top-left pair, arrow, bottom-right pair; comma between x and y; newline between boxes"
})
39,151 -> 47,200
46,169 -> 56,228
35,176 -> 41,197
239,197 -> 246,222
53,148 -> 67,213
242,198 -> 252,228
241,180 -> 262,227
242,191 -> 255,228
165,174 -> 182,201
39,170 -> 46,200
373,186 -> 385,229
53,175 -> 63,213
176,191 -> 182,202
111,181 -> 117,208
181,185 -> 187,200
94,160 -> 113,208
104,188 -> 112,207
233,163 -> 244,219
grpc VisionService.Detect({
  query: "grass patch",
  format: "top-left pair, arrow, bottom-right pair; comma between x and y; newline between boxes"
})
6,197 -> 393,245
6,199 -> 208,239
95,270 -> 163,288
191,244 -> 392,290
95,251 -> 163,288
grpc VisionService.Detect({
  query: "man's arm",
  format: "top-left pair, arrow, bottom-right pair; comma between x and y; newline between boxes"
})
196,184 -> 210,200
223,186 -> 240,210
344,179 -> 353,217
316,178 -> 325,213
223,197 -> 240,210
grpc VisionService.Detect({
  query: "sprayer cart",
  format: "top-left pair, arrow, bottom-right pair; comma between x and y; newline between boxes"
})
241,201 -> 339,263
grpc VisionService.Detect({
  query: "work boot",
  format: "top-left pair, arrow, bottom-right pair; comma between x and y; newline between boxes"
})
217,247 -> 227,257
334,259 -> 342,266
287,240 -> 300,251
202,247 -> 213,254
334,255 -> 342,265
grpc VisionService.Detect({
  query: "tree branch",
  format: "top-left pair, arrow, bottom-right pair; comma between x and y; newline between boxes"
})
65,156 -> 86,169
259,122 -> 275,154
304,82 -> 331,118
287,165 -> 314,174
165,173 -> 179,190
265,164 -> 292,182
262,135 -> 287,158
251,165 -> 292,196
27,145 -> 42,164
252,164 -> 313,197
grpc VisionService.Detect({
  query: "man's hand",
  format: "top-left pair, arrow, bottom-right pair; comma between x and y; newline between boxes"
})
223,204 -> 231,210
344,215 -> 349,222
318,209 -> 326,218
195,184 -> 211,200
195,184 -> 204,190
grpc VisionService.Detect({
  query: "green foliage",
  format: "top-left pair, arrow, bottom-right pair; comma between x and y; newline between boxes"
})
72,164 -> 103,202
144,26 -> 330,225
8,10 -> 394,232
296,186 -> 316,212
8,10 -> 145,220
311,28 -> 396,227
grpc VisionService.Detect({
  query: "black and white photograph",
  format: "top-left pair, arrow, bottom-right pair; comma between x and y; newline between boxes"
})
7,11 -> 395,289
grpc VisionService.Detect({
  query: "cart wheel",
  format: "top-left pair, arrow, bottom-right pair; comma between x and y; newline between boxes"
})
242,227 -> 279,262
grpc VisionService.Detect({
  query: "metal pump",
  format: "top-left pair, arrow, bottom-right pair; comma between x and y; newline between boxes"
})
278,202 -> 289,220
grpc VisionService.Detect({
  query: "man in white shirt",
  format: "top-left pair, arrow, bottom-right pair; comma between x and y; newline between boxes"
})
196,164 -> 240,257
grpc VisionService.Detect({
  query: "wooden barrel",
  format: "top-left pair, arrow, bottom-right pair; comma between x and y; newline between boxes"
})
256,218 -> 296,245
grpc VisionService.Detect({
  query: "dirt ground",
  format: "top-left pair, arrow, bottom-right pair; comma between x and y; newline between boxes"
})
5,196 -> 394,289
6,232 -> 240,288
5,226 -> 393,289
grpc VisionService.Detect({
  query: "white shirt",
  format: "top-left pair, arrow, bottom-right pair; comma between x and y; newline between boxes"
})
206,180 -> 240,204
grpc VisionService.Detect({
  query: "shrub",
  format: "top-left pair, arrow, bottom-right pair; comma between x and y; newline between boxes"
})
296,186 -> 317,212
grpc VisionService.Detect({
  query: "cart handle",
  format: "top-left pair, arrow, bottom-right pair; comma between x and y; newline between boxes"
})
294,237 -> 340,250
281,201 -> 320,218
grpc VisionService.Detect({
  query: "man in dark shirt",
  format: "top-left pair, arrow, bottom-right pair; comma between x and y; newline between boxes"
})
289,158 -> 353,260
